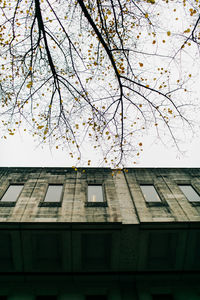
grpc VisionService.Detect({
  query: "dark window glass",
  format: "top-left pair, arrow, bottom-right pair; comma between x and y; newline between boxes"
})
44,185 -> 63,202
152,294 -> 174,300
147,232 -> 176,269
1,185 -> 23,202
82,234 -> 111,269
88,185 -> 104,202
179,185 -> 200,202
140,185 -> 161,202
86,296 -> 107,300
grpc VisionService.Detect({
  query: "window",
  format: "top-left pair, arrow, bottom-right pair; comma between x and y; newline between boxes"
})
88,185 -> 103,202
179,185 -> 200,202
86,185 -> 106,207
82,234 -> 111,269
44,185 -> 63,202
147,232 -> 176,269
33,233 -> 61,269
140,185 -> 161,203
39,185 -> 63,207
0,185 -> 23,206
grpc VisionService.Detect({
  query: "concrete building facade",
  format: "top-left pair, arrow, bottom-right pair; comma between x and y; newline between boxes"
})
0,167 -> 200,299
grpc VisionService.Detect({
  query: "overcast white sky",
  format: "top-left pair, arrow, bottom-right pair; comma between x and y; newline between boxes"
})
1,1 -> 200,168
1,129 -> 200,167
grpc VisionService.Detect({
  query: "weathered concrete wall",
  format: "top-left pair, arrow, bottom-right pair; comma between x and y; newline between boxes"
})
0,167 -> 200,223
125,168 -> 200,223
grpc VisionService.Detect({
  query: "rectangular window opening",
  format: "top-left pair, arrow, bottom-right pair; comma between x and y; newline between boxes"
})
39,184 -> 63,207
88,185 -> 104,202
86,185 -> 107,207
44,185 -> 63,203
0,185 -> 23,203
82,234 -> 111,269
140,185 -> 161,203
179,185 -> 200,202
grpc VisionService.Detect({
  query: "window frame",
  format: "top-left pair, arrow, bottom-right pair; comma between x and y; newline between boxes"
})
39,184 -> 64,207
140,184 -> 167,207
85,183 -> 107,207
0,184 -> 24,207
178,184 -> 200,206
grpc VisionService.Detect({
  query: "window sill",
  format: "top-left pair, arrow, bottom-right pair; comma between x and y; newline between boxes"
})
0,202 -> 16,207
146,202 -> 168,207
191,202 -> 200,206
85,202 -> 108,207
38,202 -> 62,207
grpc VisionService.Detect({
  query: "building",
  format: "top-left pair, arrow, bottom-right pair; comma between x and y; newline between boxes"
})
0,167 -> 200,300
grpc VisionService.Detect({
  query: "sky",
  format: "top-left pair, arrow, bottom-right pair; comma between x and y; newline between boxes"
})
1,0 -> 200,168
1,129 -> 200,167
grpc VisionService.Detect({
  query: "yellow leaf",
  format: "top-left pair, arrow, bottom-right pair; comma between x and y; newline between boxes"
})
168,108 -> 172,114
139,62 -> 143,67
184,28 -> 190,33
145,13 -> 148,18
167,31 -> 171,36
26,81 -> 33,88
